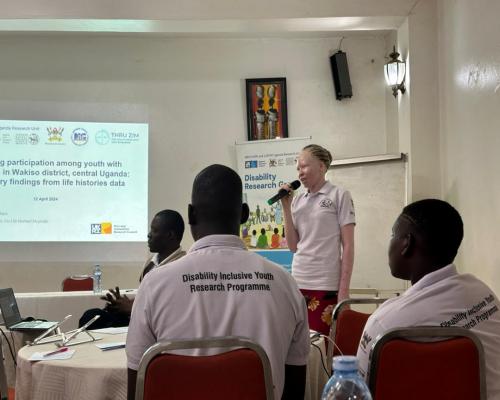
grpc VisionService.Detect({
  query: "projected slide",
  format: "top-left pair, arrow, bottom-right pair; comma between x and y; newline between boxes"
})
0,120 -> 148,242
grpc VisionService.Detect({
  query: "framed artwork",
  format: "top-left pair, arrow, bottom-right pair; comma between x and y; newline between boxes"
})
246,77 -> 288,141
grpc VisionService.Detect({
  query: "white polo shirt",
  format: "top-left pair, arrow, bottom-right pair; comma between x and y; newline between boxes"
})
356,264 -> 500,400
127,234 -> 310,399
291,181 -> 355,290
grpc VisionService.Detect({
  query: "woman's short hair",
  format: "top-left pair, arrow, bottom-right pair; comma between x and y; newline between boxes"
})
302,144 -> 332,171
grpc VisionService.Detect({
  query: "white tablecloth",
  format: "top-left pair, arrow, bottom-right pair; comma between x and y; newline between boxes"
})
1,329 -> 38,389
15,332 -> 329,400
16,332 -> 128,400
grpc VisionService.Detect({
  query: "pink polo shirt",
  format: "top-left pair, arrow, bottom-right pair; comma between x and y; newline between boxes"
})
291,181 -> 355,291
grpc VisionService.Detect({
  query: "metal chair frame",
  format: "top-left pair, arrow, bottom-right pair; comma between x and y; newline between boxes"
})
368,326 -> 487,400
135,336 -> 274,400
327,297 -> 387,372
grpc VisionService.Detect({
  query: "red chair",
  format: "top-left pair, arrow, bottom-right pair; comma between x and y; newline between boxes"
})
135,336 -> 274,400
61,275 -> 94,291
368,326 -> 486,400
327,298 -> 387,372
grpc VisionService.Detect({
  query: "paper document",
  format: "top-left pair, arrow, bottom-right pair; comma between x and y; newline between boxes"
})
29,349 -> 75,361
90,327 -> 128,335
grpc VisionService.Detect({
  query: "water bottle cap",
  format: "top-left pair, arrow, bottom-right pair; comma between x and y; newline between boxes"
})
333,355 -> 359,372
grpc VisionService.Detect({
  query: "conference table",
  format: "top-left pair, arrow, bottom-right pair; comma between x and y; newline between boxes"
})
16,331 -> 128,400
1,290 -> 137,389
15,331 -> 328,400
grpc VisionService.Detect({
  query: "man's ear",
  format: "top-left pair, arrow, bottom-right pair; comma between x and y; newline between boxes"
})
188,204 -> 196,226
401,233 -> 413,256
241,203 -> 250,224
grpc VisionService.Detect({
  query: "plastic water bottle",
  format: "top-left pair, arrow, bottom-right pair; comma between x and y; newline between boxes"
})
93,264 -> 102,294
322,356 -> 373,400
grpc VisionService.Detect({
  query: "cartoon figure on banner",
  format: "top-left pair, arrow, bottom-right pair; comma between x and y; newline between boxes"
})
271,228 -> 281,249
270,206 -> 276,223
250,230 -> 258,248
261,208 -> 268,223
257,228 -> 269,249
275,202 -> 283,225
241,202 -> 288,250
280,227 -> 287,248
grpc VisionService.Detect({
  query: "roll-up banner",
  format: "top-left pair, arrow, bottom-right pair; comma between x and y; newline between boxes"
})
235,137 -> 311,271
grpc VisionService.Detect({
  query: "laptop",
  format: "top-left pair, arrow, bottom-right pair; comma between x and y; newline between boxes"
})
0,288 -> 58,331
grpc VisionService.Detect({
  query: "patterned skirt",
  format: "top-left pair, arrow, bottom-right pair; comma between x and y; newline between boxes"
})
300,289 -> 338,336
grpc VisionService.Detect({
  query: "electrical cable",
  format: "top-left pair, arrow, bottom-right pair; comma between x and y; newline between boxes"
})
321,333 -> 344,356
311,342 -> 330,378
310,331 -> 348,379
0,328 -> 17,367
338,36 -> 345,51
9,331 -> 16,359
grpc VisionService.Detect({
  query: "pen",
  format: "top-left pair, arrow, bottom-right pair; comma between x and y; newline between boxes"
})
101,344 -> 126,351
44,347 -> 69,357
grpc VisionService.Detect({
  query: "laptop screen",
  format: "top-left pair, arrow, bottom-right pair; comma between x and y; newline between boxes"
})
0,288 -> 23,328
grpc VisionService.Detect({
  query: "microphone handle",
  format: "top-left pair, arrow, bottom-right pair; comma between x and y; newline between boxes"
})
267,188 -> 289,205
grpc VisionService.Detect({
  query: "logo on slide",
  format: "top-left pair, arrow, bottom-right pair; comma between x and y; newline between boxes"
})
95,130 -> 110,145
71,128 -> 88,146
245,160 -> 257,169
28,133 -> 39,145
91,222 -> 113,235
47,127 -> 64,142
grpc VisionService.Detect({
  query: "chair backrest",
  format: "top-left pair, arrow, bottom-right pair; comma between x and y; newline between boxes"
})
135,336 -> 274,400
368,326 -> 486,400
327,298 -> 387,371
61,275 -> 94,291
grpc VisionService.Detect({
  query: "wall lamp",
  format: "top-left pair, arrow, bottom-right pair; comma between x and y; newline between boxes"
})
384,46 -> 406,97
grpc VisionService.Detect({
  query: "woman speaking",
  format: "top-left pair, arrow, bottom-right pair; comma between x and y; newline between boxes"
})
281,144 -> 355,335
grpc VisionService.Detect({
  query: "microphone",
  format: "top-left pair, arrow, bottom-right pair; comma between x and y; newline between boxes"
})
267,180 -> 301,205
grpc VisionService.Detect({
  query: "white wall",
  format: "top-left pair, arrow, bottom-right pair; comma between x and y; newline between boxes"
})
396,0 -> 441,202
0,34 -> 391,291
438,0 -> 500,294
407,0 -> 440,200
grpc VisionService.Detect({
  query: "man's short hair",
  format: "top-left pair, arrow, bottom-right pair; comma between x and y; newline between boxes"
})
402,199 -> 463,265
192,164 -> 242,224
154,209 -> 184,242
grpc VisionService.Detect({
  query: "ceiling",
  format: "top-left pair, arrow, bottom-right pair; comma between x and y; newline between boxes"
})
0,0 -> 421,35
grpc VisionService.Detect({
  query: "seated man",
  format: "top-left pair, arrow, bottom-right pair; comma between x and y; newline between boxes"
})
79,209 -> 185,328
356,199 -> 500,399
126,165 -> 310,400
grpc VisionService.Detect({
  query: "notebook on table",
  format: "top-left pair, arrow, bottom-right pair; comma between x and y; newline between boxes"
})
0,288 -> 58,331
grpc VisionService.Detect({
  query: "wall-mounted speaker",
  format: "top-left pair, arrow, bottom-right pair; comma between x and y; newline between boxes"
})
330,50 -> 352,100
